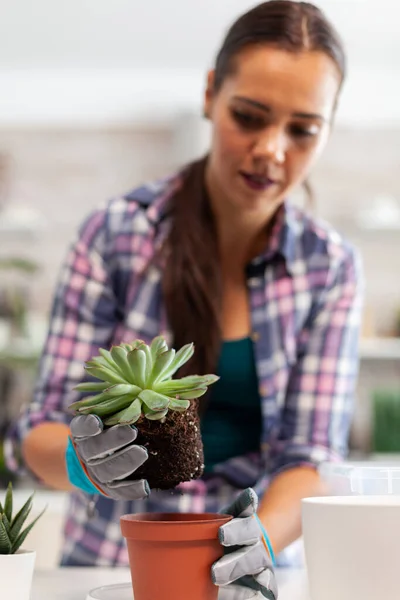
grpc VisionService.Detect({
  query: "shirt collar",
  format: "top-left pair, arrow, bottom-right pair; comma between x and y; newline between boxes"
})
249,202 -> 298,277
131,172 -> 299,277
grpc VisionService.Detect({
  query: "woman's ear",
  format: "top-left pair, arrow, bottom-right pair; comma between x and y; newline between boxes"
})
203,70 -> 216,119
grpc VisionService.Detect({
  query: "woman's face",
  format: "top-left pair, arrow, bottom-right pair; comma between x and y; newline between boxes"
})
204,45 -> 341,215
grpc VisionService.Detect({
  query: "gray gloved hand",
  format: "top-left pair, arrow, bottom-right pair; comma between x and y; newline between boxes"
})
67,414 -> 150,501
212,488 -> 278,600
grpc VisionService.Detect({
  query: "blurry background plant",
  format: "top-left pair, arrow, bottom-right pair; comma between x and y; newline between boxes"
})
0,258 -> 39,338
372,389 -> 400,454
0,257 -> 41,486
0,152 -> 10,211
0,152 -> 44,486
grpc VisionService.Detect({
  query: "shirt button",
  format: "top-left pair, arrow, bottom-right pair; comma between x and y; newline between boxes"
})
248,277 -> 260,288
259,384 -> 268,397
251,331 -> 260,342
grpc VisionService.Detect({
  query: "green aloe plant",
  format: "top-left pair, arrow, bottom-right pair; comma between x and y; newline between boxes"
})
69,336 -> 219,426
69,336 -> 220,490
0,482 -> 46,554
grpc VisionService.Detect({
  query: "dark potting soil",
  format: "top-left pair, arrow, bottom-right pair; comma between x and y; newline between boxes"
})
133,403 -> 204,490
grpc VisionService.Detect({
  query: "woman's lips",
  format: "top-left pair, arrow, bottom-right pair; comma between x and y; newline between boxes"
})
239,171 -> 278,192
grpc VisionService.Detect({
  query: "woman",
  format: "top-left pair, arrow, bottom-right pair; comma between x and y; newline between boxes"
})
5,0 -> 363,593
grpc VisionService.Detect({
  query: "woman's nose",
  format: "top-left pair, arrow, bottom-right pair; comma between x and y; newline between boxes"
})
252,126 -> 286,164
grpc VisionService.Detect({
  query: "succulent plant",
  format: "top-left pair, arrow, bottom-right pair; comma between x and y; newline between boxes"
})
69,336 -> 219,426
0,482 -> 46,554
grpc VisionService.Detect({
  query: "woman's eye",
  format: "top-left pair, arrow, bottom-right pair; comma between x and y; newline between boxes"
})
290,125 -> 319,139
231,109 -> 264,130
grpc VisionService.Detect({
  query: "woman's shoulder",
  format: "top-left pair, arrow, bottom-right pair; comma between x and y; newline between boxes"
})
287,203 -> 358,266
76,168 -> 184,249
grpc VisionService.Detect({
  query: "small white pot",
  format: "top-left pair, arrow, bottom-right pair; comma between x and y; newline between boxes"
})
0,549 -> 36,600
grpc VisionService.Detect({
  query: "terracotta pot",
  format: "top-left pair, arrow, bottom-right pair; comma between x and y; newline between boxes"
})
120,512 -> 232,600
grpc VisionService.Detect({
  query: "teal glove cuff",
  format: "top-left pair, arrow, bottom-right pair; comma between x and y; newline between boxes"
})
254,513 -> 276,566
66,436 -> 100,495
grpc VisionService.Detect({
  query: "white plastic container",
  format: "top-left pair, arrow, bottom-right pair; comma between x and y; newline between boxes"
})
86,583 -> 132,599
302,496 -> 400,600
319,460 -> 400,495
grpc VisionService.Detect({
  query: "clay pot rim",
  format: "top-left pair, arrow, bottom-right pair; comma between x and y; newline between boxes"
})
120,512 -> 232,542
120,512 -> 231,525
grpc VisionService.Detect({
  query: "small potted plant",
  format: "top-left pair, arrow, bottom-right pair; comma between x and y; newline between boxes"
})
69,335 -> 219,489
0,482 -> 46,600
70,336 -> 230,600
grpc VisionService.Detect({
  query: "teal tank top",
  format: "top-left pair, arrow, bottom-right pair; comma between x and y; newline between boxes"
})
200,337 -> 262,472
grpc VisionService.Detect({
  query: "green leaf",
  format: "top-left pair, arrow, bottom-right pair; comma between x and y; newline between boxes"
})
11,505 -> 47,554
143,404 -> 169,421
140,345 -> 153,385
148,349 -> 175,387
144,411 -> 168,421
156,384 -> 198,395
169,398 -> 191,411
157,375 -> 218,392
120,343 -> 133,352
110,346 -> 135,383
105,398 -> 142,426
199,374 -> 220,386
126,349 -> 147,388
156,343 -> 194,381
102,383 -> 141,397
157,376 -> 201,389
98,347 -> 118,366
2,513 -> 11,540
136,341 -> 153,374
139,389 -> 170,412
10,494 -> 33,540
70,384 -> 142,413
4,482 -> 12,524
176,388 -> 207,399
73,381 -> 109,393
78,395 -> 134,417
0,516 -> 11,554
96,348 -> 125,377
0,257 -> 39,273
178,374 -> 219,387
69,392 -> 110,412
96,352 -> 127,376
130,340 -> 146,350
84,366 -> 126,384
155,374 -> 216,393
85,356 -> 116,372
150,336 -> 168,362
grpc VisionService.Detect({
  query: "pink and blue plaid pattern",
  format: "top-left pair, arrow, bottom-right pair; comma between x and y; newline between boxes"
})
4,168 -> 364,567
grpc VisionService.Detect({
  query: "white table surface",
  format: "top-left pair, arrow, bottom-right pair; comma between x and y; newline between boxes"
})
31,567 -> 310,600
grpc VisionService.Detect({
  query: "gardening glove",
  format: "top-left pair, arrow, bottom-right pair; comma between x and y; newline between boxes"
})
212,488 -> 278,600
66,414 -> 150,501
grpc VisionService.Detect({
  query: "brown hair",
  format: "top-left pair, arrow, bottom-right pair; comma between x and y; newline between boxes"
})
163,1 -> 346,377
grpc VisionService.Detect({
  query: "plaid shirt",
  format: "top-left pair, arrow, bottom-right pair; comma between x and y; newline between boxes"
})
4,168 -> 363,567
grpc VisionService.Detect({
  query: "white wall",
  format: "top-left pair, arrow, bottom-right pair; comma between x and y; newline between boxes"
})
2,66 -> 399,129
1,0 -> 399,126
1,0 -> 396,70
